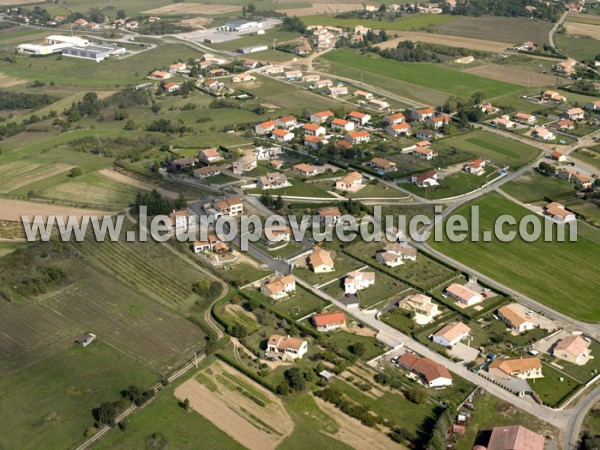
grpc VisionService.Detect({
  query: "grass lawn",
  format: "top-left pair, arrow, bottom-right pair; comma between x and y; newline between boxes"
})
322,330 -> 387,361
221,263 -> 271,286
0,343 -> 158,450
204,173 -> 238,185
533,363 -> 581,407
493,92 -> 553,115
381,308 -> 417,335
400,167 -> 499,200
556,34 -> 600,62
344,240 -> 458,291
321,49 -> 521,99
268,285 -> 329,319
322,269 -> 410,309
551,340 -> 600,383
293,252 -> 362,287
329,379 -> 435,438
431,192 -> 600,322
260,240 -> 304,258
567,201 -> 600,227
348,182 -> 408,199
435,130 -> 542,169
247,178 -> 335,198
454,392 -> 557,450
572,147 -> 600,171
485,319 -> 548,347
0,44 -> 200,87
501,171 -> 574,203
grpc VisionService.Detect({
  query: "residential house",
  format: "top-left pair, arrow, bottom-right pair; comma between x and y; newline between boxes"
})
411,170 -> 439,188
488,357 -> 543,380
544,201 -> 576,222
151,70 -> 172,80
194,165 -> 221,179
267,334 -> 308,361
232,73 -> 255,83
208,68 -> 229,77
193,235 -> 220,253
415,129 -> 438,141
232,155 -> 257,174
552,335 -> 591,365
464,157 -> 486,176
369,98 -> 390,110
284,70 -> 303,80
549,151 -> 568,162
585,100 -> 600,111
257,172 -> 289,189
345,131 -> 370,145
270,160 -> 284,170
243,59 -> 259,69
344,270 -> 375,295
480,101 -> 499,114
376,243 -> 417,267
312,312 -> 347,332
554,119 -> 575,131
384,113 -> 406,125
335,171 -> 363,192
304,135 -> 323,149
492,117 -> 515,129
412,146 -> 437,160
568,3 -> 584,12
558,170 -> 593,189
328,86 -> 349,97
432,322 -> 471,347
303,123 -> 326,136
331,118 -> 354,132
293,163 -> 319,177
254,146 -> 281,160
264,65 -> 284,75
264,225 -> 291,242
515,112 -> 536,125
396,353 -> 453,388
543,90 -> 567,103
532,126 -> 555,141
271,129 -> 294,143
304,74 -> 320,83
163,82 -> 181,94
554,59 -> 577,77
426,115 -> 451,129
199,148 -> 222,163
318,206 -> 342,225
411,108 -> 435,121
486,425 -> 545,450
445,283 -> 483,306
261,275 -> 296,300
255,120 -> 277,135
308,247 -> 335,273
276,115 -> 298,128
370,157 -> 397,173
353,90 -> 373,100
398,293 -> 439,319
498,304 -> 534,332
168,62 -> 188,75
386,122 -> 411,137
347,111 -> 371,126
169,209 -> 192,233
311,110 -> 334,123
312,79 -> 334,89
562,107 -> 585,121
294,44 -> 312,56
202,79 -> 224,92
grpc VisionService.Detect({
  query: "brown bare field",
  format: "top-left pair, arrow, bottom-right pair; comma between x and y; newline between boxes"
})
143,3 -> 241,15
0,198 -> 109,222
0,72 -> 28,88
313,396 -> 406,450
464,64 -> 556,87
378,32 -> 512,53
99,168 -> 178,199
178,17 -> 213,29
437,16 -> 552,45
175,361 -> 294,450
565,22 -> 600,40
277,3 -> 362,16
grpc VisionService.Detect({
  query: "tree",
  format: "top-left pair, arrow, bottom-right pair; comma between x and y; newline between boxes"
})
406,385 -> 426,404
116,9 -> 126,19
538,161 -> 556,175
348,342 -> 365,356
69,167 -> 82,178
146,432 -> 169,450
192,279 -> 211,296
274,195 -> 284,210
182,398 -> 190,412
285,367 -> 306,391
93,402 -> 116,426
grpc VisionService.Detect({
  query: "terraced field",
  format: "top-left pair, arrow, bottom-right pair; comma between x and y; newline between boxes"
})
0,161 -> 73,193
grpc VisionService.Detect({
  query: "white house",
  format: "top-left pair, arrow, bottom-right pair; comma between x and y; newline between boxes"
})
544,202 -> 576,222
432,322 -> 471,347
464,157 -> 486,176
498,304 -> 534,333
312,312 -> 347,332
266,334 -> 307,361
532,127 -> 555,141
271,129 -> 294,143
344,270 -> 375,295
397,353 -> 453,388
261,275 -> 296,299
331,118 -> 354,132
445,283 -> 483,306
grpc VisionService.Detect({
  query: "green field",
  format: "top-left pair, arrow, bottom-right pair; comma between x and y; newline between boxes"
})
572,147 -> 600,171
431,193 -> 600,321
268,286 -> 329,319
400,167 -> 499,200
302,14 -> 457,31
211,29 -> 301,52
435,130 -> 542,168
0,343 -> 158,450
247,178 -> 335,198
556,34 -> 600,62
501,171 -> 574,203
321,50 -> 521,100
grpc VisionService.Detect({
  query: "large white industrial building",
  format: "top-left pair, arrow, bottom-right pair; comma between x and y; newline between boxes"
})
16,35 -> 124,62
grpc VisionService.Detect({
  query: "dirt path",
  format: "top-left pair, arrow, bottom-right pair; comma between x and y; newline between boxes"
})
377,32 -> 513,53
99,169 -> 179,200
0,198 -> 110,221
313,396 -> 406,450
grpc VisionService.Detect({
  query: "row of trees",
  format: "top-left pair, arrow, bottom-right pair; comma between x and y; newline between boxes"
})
0,90 -> 57,111
133,190 -> 186,216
